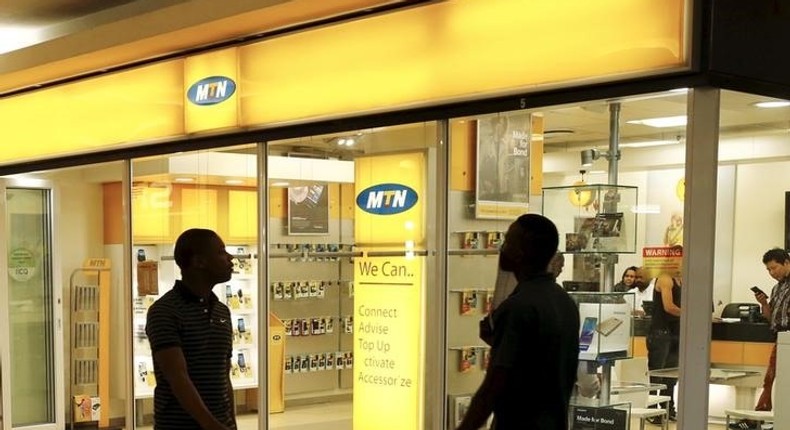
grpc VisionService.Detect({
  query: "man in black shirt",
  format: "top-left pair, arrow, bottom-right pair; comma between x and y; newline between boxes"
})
457,214 -> 580,430
146,229 -> 237,430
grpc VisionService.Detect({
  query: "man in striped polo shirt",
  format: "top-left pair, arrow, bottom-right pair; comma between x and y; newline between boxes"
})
146,229 -> 237,430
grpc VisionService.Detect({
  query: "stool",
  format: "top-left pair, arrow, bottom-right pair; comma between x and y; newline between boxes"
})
725,409 -> 774,429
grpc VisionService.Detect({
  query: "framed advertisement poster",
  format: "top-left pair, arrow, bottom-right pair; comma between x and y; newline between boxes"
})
475,113 -> 530,219
287,182 -> 329,235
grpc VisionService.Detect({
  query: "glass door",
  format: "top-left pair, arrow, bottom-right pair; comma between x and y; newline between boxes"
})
0,180 -> 64,430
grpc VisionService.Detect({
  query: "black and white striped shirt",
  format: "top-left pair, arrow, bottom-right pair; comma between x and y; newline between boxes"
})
146,280 -> 236,430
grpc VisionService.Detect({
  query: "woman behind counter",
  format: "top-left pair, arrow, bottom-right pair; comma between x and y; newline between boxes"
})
613,266 -> 638,293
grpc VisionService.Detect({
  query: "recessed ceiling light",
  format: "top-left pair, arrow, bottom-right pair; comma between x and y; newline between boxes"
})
225,179 -> 245,185
173,177 -> 195,183
544,128 -> 575,138
753,100 -> 790,108
619,139 -> 682,148
627,115 -> 687,128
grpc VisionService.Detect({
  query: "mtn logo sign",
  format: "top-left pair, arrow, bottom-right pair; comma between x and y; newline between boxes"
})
356,183 -> 418,215
187,76 -> 237,106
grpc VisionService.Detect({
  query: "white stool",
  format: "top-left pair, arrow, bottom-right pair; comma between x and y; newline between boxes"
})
725,409 -> 774,429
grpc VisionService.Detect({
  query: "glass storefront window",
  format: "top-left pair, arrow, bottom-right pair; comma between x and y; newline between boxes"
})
130,145 -> 260,428
447,92 -> 693,428
1,161 -> 125,430
266,122 -> 438,429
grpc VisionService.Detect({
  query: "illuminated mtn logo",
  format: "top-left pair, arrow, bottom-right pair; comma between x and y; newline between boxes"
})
356,183 -> 418,215
187,76 -> 237,106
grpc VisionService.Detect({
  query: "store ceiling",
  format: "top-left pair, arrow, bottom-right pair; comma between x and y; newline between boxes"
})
0,0 -> 136,25
0,0 -> 186,53
540,90 -> 790,151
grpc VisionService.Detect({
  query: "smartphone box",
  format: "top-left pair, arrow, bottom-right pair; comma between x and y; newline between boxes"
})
574,293 -> 634,361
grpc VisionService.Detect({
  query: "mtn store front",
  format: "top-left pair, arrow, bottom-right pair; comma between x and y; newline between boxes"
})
1,0 -> 790,429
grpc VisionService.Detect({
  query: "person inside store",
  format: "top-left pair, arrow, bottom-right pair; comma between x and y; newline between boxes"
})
460,214 -> 580,430
753,247 -> 790,412
646,267 -> 682,424
613,266 -> 638,292
628,266 -> 655,317
146,228 -> 237,430
483,250 -> 600,401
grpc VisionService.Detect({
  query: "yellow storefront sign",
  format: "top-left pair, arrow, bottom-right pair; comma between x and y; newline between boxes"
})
184,47 -> 240,133
353,253 -> 424,430
354,152 -> 425,246
0,0 -> 686,165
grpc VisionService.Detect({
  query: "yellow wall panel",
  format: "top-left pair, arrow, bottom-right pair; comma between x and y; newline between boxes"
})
227,189 -> 258,242
450,121 -> 475,192
131,184 -> 173,243
179,188 -> 219,232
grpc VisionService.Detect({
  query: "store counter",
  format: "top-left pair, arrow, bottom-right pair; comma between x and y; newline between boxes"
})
632,318 -> 775,365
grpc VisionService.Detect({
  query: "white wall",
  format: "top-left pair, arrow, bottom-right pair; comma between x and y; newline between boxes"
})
731,161 -> 790,304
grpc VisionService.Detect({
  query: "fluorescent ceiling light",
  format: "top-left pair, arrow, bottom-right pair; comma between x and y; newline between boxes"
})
669,88 -> 689,94
619,139 -> 681,148
271,181 -> 290,187
753,100 -> 790,108
173,177 -> 194,183
0,25 -> 48,55
225,179 -> 245,185
627,115 -> 687,128
631,204 -> 661,214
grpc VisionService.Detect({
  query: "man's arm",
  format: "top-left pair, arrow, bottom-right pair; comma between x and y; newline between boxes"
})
456,366 -> 508,430
657,276 -> 681,317
154,347 -> 230,430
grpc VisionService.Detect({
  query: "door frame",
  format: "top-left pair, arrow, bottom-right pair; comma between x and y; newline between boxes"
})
0,178 -> 65,430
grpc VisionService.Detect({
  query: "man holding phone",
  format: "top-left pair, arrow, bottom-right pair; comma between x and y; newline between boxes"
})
753,248 -> 790,411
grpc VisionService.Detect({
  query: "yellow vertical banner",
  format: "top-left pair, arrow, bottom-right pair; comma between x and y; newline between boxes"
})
353,254 -> 424,430
184,47 -> 240,133
354,152 -> 425,245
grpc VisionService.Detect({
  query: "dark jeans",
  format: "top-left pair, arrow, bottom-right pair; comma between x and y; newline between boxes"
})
647,329 -> 679,412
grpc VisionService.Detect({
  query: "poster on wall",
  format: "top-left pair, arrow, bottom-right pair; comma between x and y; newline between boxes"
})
642,246 -> 683,279
287,182 -> 329,235
475,113 -> 531,219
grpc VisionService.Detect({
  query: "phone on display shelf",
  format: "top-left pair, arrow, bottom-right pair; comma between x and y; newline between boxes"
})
751,286 -> 767,296
238,353 -> 247,370
237,318 -> 246,333
578,317 -> 598,351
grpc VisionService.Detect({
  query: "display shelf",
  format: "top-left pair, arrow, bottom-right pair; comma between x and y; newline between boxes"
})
132,244 -> 260,400
542,184 -> 638,254
448,249 -> 499,256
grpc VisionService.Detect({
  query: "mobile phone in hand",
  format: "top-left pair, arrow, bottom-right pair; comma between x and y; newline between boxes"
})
751,286 -> 766,296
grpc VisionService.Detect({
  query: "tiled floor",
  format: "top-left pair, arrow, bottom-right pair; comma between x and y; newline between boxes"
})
144,401 -> 736,429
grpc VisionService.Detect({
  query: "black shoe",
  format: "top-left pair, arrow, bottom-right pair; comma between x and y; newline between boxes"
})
646,416 -> 664,425
728,420 -> 760,430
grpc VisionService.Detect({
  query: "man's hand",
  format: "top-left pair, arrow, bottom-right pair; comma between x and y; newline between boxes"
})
754,290 -> 769,305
